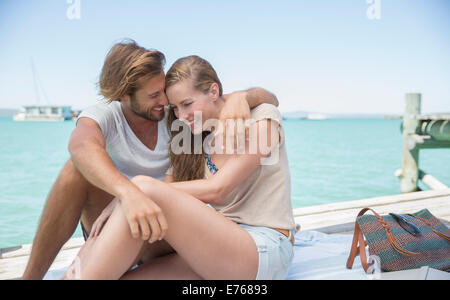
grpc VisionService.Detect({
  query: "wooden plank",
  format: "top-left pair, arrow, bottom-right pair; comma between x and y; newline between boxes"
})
295,195 -> 450,232
0,247 -> 80,280
415,114 -> 450,121
0,237 -> 84,259
293,189 -> 450,217
418,139 -> 450,149
0,237 -> 84,280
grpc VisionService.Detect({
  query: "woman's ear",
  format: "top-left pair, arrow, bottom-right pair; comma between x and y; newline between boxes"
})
209,83 -> 220,101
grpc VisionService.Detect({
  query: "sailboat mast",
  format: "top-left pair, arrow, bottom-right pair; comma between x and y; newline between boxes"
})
30,58 -> 41,105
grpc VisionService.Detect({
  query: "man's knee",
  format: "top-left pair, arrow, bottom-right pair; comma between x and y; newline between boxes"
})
54,159 -> 111,216
59,159 -> 111,205
59,159 -> 89,188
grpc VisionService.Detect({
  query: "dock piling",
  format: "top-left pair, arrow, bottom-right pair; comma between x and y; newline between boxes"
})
399,93 -> 450,193
401,93 -> 421,193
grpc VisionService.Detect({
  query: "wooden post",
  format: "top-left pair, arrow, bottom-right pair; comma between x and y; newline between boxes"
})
401,93 -> 421,193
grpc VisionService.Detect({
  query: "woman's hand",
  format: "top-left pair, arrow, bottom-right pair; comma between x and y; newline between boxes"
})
120,187 -> 168,244
89,198 -> 119,239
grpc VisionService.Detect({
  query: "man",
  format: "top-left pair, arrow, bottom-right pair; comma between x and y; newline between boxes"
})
22,40 -> 279,280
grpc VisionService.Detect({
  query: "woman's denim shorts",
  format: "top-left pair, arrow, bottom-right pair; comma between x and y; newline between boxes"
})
239,224 -> 294,280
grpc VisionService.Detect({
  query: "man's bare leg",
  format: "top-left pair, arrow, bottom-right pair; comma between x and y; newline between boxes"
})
23,159 -> 173,280
79,181 -> 115,236
22,159 -> 113,280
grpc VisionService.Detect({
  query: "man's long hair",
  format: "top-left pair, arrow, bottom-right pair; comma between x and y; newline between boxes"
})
98,39 -> 165,102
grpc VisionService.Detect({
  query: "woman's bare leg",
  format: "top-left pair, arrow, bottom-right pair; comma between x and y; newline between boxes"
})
61,202 -> 174,280
61,237 -> 97,280
72,176 -> 258,280
121,253 -> 202,280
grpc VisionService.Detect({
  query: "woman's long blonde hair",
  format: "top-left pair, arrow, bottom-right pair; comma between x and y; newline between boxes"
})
165,56 -> 222,182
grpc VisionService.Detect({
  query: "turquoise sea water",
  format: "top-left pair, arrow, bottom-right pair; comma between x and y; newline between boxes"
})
1,116 -> 449,248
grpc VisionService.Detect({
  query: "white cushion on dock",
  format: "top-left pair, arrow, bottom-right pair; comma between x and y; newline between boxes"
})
287,231 -> 368,280
44,268 -> 67,280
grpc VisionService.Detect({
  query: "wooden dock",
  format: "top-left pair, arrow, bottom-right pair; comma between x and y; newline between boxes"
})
400,93 -> 450,193
1,188 -> 449,280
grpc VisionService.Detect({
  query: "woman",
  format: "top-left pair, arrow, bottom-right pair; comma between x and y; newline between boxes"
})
63,55 -> 295,280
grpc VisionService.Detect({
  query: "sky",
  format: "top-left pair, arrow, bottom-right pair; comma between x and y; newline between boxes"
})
0,0 -> 449,114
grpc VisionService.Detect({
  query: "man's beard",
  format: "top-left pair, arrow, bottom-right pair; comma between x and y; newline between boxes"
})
130,95 -> 165,122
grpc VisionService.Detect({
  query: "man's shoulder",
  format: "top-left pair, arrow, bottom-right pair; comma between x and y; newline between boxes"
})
79,101 -> 120,117
77,101 -> 122,136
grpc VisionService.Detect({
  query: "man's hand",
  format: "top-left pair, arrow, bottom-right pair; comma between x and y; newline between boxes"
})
219,88 -> 278,153
120,188 -> 168,244
221,91 -> 251,122
220,92 -> 251,153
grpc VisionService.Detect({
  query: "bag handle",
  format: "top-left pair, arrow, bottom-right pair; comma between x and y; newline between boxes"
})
346,215 -> 368,272
407,214 -> 450,241
346,208 -> 418,273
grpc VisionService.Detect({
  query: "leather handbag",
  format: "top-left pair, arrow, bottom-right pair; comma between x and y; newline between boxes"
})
346,208 -> 450,273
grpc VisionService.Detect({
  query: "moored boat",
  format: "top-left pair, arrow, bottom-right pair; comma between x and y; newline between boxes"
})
14,105 -> 73,122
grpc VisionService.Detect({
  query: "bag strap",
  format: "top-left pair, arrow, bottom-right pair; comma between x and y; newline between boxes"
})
407,214 -> 450,241
346,208 -> 419,273
346,217 -> 369,272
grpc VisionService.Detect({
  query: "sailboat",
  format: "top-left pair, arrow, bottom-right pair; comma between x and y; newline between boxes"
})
307,113 -> 328,120
14,59 -> 73,122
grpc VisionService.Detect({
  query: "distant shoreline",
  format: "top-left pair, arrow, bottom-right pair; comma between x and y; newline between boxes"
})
0,109 -> 19,116
282,117 -> 402,120
0,108 -> 402,120
281,113 -> 402,120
